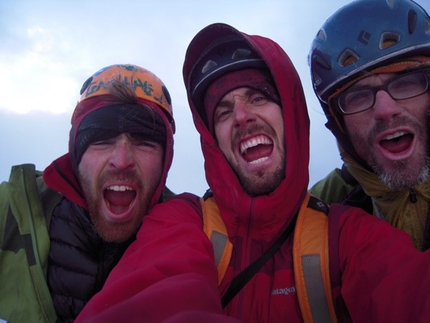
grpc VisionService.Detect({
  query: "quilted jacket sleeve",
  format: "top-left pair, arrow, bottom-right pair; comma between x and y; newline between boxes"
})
338,205 -> 430,323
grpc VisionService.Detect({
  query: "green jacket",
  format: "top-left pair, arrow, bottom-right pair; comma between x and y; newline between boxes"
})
311,161 -> 430,250
309,168 -> 356,205
0,164 -> 62,323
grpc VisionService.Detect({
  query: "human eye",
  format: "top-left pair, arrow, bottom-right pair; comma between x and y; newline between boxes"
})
340,89 -> 372,112
214,106 -> 232,122
141,140 -> 159,147
91,139 -> 114,146
249,93 -> 269,106
390,73 -> 425,94
134,139 -> 162,153
130,134 -> 160,149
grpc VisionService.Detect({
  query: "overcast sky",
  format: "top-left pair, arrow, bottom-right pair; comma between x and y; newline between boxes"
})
2,0 -> 429,195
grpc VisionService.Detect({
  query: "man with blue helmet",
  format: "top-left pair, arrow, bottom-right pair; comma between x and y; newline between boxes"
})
309,0 -> 430,251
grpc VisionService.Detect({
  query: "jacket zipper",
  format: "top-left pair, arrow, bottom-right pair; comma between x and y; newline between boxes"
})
409,187 -> 417,203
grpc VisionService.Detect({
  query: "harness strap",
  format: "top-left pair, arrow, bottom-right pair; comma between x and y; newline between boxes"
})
293,193 -> 337,323
221,215 -> 297,308
201,193 -> 338,321
201,197 -> 233,285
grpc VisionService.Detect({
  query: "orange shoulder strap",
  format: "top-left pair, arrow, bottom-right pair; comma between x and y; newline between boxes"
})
201,196 -> 233,285
201,193 -> 337,323
293,193 -> 338,323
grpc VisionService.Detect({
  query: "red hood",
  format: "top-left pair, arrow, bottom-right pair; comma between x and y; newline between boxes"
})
43,103 -> 174,211
183,24 -> 309,240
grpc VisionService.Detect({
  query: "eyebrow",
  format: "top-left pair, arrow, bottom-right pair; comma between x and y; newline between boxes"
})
216,88 -> 261,108
347,74 -> 399,91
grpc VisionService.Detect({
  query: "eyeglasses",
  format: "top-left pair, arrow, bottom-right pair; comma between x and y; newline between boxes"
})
334,70 -> 430,115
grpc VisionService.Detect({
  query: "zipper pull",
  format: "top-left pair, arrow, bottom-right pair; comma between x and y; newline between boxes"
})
410,187 -> 417,203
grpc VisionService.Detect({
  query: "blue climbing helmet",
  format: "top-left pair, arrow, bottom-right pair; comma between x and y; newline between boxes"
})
309,0 -> 430,106
308,0 -> 430,170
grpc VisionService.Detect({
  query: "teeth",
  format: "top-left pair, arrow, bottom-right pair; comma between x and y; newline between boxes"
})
249,157 -> 269,165
240,136 -> 272,154
384,131 -> 407,140
107,185 -> 133,192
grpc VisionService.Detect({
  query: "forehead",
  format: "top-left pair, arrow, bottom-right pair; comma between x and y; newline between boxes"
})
219,87 -> 259,102
352,72 -> 397,88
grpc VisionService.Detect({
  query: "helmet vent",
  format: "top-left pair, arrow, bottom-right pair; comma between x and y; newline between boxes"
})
231,48 -> 252,60
338,49 -> 359,67
408,9 -> 418,34
313,54 -> 331,70
312,71 -> 322,87
425,17 -> 430,35
380,32 -> 400,49
386,0 -> 395,9
317,29 -> 327,41
201,60 -> 218,74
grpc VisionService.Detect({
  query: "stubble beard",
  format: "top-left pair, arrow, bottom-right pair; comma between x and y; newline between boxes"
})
372,156 -> 430,190
353,116 -> 430,190
80,170 -> 147,243
239,163 -> 286,197
229,124 -> 286,197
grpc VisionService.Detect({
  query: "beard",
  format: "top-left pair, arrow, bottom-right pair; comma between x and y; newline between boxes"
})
373,156 -> 430,190
238,163 -> 285,196
352,116 -> 430,190
80,169 -> 149,243
229,124 -> 286,197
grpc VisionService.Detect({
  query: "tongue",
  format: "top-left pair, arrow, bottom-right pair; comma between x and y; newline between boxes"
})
380,134 -> 413,153
104,190 -> 136,214
243,144 -> 273,162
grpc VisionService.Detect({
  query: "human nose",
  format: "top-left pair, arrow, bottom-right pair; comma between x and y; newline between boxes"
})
372,90 -> 402,121
234,101 -> 256,127
109,139 -> 135,170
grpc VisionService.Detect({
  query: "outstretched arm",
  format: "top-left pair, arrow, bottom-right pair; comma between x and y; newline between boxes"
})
76,194 -> 239,323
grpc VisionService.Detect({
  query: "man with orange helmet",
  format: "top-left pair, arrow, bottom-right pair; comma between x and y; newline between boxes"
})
309,0 -> 430,251
0,64 -> 175,322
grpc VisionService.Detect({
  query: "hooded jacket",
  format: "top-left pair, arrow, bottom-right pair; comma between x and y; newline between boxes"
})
309,57 -> 430,251
0,99 -> 174,323
310,149 -> 430,251
76,24 -> 430,323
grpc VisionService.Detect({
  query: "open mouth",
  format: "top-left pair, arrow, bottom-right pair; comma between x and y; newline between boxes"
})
104,185 -> 137,215
379,131 -> 414,154
240,135 -> 273,164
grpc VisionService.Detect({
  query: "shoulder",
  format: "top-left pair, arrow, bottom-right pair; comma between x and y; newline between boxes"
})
1,163 -> 43,209
335,204 -> 410,246
309,167 -> 356,205
147,192 -> 203,223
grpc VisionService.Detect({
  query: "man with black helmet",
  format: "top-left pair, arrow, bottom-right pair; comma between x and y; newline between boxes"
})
0,64 -> 175,323
77,23 -> 430,323
309,0 -> 430,251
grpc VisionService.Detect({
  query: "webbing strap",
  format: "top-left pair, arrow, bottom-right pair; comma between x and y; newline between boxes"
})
293,193 -> 337,323
302,255 -> 333,323
221,216 -> 297,308
210,231 -> 228,266
201,197 -> 233,285
202,193 -> 337,321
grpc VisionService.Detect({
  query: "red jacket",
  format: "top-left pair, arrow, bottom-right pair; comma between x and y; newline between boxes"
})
76,24 -> 430,323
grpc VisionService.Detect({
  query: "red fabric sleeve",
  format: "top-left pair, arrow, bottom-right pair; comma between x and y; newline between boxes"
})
338,206 -> 430,323
75,194 -> 239,323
